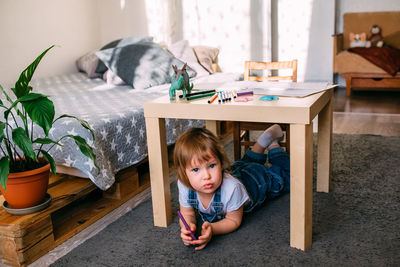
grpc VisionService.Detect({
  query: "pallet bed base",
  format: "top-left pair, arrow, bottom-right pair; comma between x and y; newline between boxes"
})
0,160 -> 151,267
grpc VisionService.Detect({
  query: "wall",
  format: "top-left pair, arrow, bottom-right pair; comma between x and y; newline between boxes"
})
97,0 -> 149,45
0,0 -> 101,87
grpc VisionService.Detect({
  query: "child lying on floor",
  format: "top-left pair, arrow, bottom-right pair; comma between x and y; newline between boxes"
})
173,125 -> 290,250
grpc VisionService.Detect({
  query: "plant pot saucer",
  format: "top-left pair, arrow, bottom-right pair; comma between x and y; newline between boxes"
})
3,193 -> 51,215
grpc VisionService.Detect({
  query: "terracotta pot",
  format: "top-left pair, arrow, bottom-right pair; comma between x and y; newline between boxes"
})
0,163 -> 50,209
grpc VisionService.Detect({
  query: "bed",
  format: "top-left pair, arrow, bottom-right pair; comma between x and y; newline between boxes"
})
30,68 -> 241,190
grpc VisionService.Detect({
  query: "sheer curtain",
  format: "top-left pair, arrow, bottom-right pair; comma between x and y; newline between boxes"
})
145,0 -> 271,73
144,0 -> 178,45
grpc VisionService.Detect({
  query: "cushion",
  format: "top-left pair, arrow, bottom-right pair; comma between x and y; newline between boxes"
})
168,40 -> 209,77
75,51 -> 102,78
384,30 -> 400,50
102,70 -> 126,86
95,36 -> 154,74
192,46 -> 219,73
95,42 -> 196,89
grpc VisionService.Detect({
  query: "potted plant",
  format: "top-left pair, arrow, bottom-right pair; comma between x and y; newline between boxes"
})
0,45 -> 98,211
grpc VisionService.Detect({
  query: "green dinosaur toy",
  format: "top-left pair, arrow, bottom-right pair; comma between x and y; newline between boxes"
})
169,63 -> 193,100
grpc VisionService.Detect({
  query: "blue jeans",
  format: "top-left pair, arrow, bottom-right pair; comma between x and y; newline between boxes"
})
230,147 -> 290,212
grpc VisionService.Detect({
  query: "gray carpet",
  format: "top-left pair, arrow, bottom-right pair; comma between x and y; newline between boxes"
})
52,134 -> 400,266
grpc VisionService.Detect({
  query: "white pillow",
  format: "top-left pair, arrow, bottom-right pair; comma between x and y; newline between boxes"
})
168,40 -> 210,77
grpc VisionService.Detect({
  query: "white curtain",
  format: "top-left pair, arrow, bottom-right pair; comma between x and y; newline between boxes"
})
144,0 -> 178,45
145,0 -> 271,73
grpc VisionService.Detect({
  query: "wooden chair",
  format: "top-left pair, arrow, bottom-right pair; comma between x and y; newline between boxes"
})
233,59 -> 298,161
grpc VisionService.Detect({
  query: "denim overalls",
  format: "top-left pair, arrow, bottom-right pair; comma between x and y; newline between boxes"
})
188,186 -> 226,223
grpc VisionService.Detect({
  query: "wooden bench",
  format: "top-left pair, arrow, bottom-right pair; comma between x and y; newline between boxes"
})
341,73 -> 400,96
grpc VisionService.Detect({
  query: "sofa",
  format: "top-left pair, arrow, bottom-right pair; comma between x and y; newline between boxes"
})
333,11 -> 400,96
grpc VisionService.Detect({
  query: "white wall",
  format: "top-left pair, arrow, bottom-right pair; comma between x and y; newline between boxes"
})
97,0 -> 149,45
0,0 -> 101,87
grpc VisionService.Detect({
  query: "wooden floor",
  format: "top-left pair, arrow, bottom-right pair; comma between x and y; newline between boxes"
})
332,87 -> 400,136
22,87 -> 400,267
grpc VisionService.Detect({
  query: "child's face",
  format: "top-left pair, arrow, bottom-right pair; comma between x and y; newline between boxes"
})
185,151 -> 222,195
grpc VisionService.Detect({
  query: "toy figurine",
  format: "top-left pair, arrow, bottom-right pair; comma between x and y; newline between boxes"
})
169,63 -> 193,100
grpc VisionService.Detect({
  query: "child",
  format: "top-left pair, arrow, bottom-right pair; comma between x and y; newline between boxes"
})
174,125 -> 290,250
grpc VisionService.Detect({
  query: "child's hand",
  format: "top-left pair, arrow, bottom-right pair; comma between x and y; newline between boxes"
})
180,223 -> 196,246
192,222 -> 213,251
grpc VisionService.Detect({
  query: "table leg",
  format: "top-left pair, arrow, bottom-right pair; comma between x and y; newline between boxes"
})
145,117 -> 171,227
205,120 -> 218,136
290,123 -> 313,250
317,96 -> 333,193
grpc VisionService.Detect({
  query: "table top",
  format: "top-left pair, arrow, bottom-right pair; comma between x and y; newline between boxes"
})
144,89 -> 333,124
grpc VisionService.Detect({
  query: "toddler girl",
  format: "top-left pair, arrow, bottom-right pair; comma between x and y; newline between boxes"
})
173,125 -> 290,250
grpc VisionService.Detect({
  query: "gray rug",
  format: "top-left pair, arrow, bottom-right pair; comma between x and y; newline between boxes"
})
52,134 -> 400,266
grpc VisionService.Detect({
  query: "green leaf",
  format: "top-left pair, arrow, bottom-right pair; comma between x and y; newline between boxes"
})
33,137 -> 62,146
3,92 -> 46,120
0,122 -> 5,143
0,85 -> 15,106
12,45 -> 55,98
12,127 -> 37,161
40,150 -> 56,175
66,135 -> 99,171
0,156 -> 9,191
21,94 -> 55,135
55,114 -> 95,139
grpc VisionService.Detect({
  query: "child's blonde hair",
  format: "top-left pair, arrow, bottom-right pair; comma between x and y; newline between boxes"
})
173,128 -> 229,190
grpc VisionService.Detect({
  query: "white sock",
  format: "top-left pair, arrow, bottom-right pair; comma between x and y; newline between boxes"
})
256,124 -> 283,149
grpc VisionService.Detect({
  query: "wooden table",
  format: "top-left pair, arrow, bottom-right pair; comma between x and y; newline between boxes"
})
144,88 -> 333,251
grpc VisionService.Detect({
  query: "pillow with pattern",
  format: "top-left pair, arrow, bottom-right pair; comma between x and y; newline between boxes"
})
96,42 -> 196,89
95,36 -> 154,74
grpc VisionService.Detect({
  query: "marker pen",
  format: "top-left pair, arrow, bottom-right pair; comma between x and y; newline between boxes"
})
186,92 -> 216,101
237,91 -> 254,96
177,210 -> 197,240
179,89 -> 216,98
208,93 -> 218,104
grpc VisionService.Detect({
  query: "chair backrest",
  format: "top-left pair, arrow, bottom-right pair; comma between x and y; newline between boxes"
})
244,60 -> 298,82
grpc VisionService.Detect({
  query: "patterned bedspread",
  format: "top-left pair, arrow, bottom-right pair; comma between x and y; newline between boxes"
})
26,72 -> 241,190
